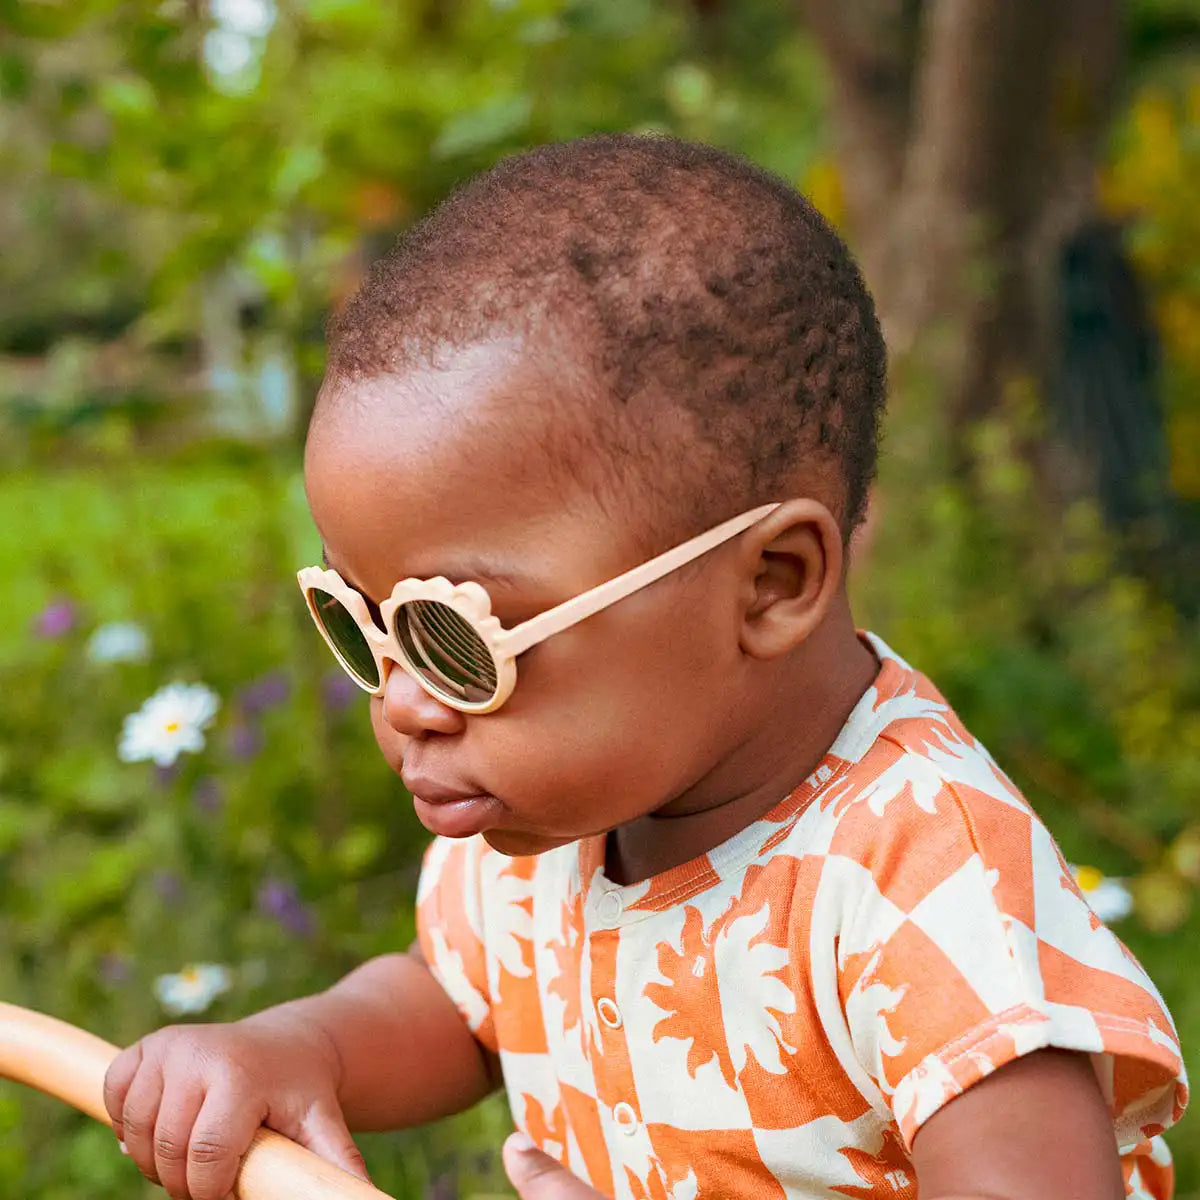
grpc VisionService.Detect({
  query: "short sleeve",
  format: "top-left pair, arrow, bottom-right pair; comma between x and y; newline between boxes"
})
416,834 -> 498,1052
832,778 -> 1188,1151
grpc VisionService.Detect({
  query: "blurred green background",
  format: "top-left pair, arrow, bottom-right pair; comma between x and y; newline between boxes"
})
1,1 -> 1198,1196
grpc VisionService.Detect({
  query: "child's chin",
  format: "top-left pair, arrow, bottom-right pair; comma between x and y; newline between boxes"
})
483,829 -> 575,858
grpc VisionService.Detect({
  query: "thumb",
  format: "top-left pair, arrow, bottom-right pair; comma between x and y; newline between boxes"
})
295,1100 -> 372,1183
504,1132 -> 601,1200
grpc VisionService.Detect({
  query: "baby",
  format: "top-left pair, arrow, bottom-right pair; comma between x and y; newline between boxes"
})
104,135 -> 1187,1200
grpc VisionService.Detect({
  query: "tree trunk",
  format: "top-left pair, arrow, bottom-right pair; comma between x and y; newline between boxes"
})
803,0 -> 1122,476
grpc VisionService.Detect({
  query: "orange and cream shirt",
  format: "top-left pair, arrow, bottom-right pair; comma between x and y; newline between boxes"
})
417,634 -> 1188,1200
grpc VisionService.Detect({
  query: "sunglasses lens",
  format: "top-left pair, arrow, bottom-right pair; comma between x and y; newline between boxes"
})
308,588 -> 380,690
394,600 -> 499,706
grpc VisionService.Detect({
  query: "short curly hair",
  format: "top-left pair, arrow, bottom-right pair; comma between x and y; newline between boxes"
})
325,134 -> 886,541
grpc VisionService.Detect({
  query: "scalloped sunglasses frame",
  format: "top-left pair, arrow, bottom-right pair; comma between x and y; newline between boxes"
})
297,502 -> 780,714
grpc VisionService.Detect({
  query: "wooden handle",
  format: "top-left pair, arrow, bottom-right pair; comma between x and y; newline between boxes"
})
0,1001 -> 396,1200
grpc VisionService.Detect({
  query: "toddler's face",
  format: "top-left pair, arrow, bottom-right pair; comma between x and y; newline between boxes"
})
304,340 -> 758,858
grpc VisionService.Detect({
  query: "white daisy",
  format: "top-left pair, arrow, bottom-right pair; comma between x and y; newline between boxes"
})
87,621 -> 150,664
204,28 -> 255,76
118,682 -> 220,767
1071,863 -> 1133,923
212,0 -> 275,37
154,964 -> 232,1015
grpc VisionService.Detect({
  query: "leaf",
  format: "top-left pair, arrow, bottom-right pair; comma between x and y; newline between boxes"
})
432,95 -> 533,159
274,144 -> 325,202
664,63 -> 713,118
0,798 -> 51,854
99,75 -> 157,119
0,50 -> 30,100
332,823 -> 385,875
45,839 -> 154,922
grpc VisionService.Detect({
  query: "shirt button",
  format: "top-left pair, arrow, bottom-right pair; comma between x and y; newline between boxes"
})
612,1101 -> 638,1135
596,890 -> 623,926
596,997 -> 622,1028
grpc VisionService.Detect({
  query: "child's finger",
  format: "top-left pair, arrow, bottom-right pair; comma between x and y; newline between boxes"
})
186,1082 -> 268,1200
102,1041 -> 144,1142
120,1053 -> 166,1184
295,1099 -> 372,1183
152,1077 -> 207,1200
503,1133 -> 603,1200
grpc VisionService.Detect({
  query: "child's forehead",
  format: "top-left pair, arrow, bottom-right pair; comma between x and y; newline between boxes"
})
312,336 -> 591,469
318,538 -> 545,595
304,344 -> 639,599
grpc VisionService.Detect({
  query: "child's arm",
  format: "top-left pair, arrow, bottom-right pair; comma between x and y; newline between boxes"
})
909,1048 -> 1124,1200
103,943 -> 497,1200
267,943 -> 500,1129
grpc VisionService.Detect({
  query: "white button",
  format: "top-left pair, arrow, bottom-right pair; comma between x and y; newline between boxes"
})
612,1101 -> 638,1135
596,890 -> 623,925
596,997 -> 622,1028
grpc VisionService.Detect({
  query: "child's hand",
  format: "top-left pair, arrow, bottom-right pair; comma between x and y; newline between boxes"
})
103,1011 -> 369,1200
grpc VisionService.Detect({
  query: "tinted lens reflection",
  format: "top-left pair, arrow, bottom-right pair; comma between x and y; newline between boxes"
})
309,588 -> 380,689
395,600 -> 498,705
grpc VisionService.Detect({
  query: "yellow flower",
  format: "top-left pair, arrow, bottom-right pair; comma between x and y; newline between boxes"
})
1070,864 -> 1133,923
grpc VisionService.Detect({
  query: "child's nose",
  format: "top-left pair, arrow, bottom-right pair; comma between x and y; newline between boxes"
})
379,659 -> 465,736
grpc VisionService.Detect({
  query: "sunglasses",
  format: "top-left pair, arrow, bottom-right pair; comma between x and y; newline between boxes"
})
297,502 -> 780,714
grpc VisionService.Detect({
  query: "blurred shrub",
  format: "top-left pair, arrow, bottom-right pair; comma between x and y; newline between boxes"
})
856,370 -> 1200,1184
1102,72 -> 1200,499
0,0 -> 824,405
0,446 -> 512,1197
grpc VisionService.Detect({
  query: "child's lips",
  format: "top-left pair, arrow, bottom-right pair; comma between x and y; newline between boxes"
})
400,770 -> 483,805
411,792 -> 503,838
401,770 -> 502,837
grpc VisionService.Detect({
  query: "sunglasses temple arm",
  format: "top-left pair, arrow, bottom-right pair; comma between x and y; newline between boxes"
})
499,503 -> 780,658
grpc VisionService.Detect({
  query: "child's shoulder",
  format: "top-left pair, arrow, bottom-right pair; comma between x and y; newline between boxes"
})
805,632 -> 1037,846
758,632 -> 1071,922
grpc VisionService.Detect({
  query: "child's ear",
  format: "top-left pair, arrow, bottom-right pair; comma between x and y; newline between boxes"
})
736,498 -> 844,660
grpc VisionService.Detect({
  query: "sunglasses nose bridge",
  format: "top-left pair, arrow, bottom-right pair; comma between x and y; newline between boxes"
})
374,649 -> 407,691
371,625 -> 408,692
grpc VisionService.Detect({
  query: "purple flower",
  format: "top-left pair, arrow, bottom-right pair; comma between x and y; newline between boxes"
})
98,953 -> 130,987
321,670 -> 359,712
152,870 -> 184,905
227,722 -> 262,761
237,671 -> 291,716
256,877 -> 315,938
155,762 -> 180,787
35,599 -> 77,639
425,1174 -> 457,1200
193,776 -> 223,815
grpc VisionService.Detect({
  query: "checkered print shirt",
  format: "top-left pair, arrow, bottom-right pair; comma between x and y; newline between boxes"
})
417,634 -> 1188,1200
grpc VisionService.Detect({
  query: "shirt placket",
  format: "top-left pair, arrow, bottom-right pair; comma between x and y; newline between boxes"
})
584,884 -> 656,1189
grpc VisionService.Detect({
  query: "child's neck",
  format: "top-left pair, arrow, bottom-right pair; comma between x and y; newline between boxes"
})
603,609 -> 879,887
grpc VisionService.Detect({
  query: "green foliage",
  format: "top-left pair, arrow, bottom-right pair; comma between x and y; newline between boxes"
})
1102,71 -> 1200,499
0,445 -> 514,1197
856,369 -> 1200,1184
0,0 -> 823,360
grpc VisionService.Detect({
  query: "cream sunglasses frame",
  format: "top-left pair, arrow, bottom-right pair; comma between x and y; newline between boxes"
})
297,502 -> 780,715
